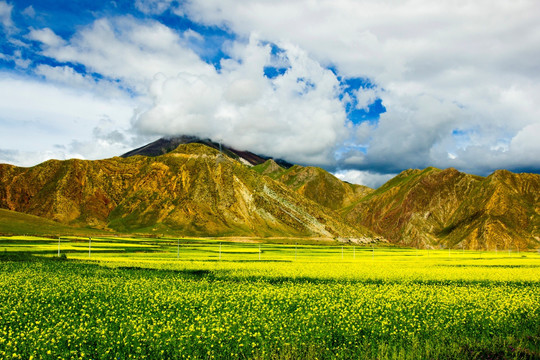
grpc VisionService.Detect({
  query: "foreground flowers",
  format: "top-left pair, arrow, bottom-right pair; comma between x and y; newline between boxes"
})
0,243 -> 539,359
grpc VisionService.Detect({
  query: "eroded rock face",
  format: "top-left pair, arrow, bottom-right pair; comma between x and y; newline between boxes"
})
0,144 -> 373,239
254,160 -> 373,211
343,167 -> 540,250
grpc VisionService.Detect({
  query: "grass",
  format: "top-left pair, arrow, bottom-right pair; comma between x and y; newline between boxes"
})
0,209 -> 110,237
1,236 -> 539,359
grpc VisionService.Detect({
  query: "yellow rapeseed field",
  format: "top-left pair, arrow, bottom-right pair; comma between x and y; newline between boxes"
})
0,236 -> 539,359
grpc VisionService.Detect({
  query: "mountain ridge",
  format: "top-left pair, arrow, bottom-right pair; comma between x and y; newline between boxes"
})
253,160 -> 373,211
342,167 -> 539,250
122,136 -> 294,168
0,143 -> 375,241
1,141 -> 538,250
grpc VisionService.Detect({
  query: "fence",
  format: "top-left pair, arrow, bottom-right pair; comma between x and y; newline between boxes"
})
1,235 -> 536,262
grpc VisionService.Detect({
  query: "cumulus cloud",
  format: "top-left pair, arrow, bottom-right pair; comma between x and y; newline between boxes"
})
2,49 -> 31,68
35,64 -> 127,98
0,149 -> 81,168
354,87 -> 379,112
21,5 -> 35,18
2,16 -> 217,166
434,123 -> 540,175
134,36 -> 350,165
334,169 -> 395,189
4,2 -> 540,177
342,94 -> 468,172
178,0 -> 540,175
33,17 -> 214,94
27,28 -> 65,47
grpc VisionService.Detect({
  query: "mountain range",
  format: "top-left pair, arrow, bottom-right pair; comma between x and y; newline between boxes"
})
0,136 -> 538,250
0,142 -> 372,241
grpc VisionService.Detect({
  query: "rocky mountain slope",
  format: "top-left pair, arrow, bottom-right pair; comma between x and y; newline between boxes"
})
0,144 -> 374,240
254,160 -> 373,211
1,139 -> 538,249
343,167 -> 540,250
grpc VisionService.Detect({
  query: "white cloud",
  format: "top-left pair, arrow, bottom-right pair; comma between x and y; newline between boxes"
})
354,87 -> 379,111
35,64 -> 98,86
5,3 -> 540,176
21,5 -> 35,18
35,64 -> 127,98
0,149 -> 83,168
0,73 -> 136,166
179,0 -> 540,174
11,50 -> 30,68
134,36 -> 349,165
346,93 -> 469,172
508,123 -> 540,157
27,28 -> 66,47
333,169 -> 394,189
0,1 -> 13,30
35,17 -> 214,94
135,0 -> 175,15
1,17 -> 219,167
441,123 -> 540,174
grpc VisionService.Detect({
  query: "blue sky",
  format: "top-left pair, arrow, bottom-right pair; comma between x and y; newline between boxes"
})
1,0 -> 539,187
3,1 -> 236,79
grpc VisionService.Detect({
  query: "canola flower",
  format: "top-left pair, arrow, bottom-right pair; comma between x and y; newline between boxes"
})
0,238 -> 539,359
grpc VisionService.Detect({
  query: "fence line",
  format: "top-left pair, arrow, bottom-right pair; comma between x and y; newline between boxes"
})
3,235 -> 539,262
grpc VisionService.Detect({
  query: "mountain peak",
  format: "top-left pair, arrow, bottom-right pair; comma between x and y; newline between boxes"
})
254,162 -> 373,211
489,169 -> 515,181
344,166 -> 539,249
122,136 -> 294,168
253,159 -> 286,177
167,143 -> 221,157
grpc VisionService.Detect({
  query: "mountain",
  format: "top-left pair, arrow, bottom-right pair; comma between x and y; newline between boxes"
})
343,167 -> 540,250
253,160 -> 373,211
1,138 -> 537,249
0,143 -> 375,240
122,136 -> 294,168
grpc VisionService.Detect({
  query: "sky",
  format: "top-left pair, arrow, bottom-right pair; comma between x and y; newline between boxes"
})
1,0 -> 539,188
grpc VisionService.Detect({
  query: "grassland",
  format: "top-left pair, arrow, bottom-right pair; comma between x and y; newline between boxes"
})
0,209 -> 112,237
1,236 -> 539,359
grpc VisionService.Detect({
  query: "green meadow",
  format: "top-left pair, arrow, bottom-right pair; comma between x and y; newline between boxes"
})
1,236 -> 539,359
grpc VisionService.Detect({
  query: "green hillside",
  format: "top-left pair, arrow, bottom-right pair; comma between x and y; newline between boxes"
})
0,209 -> 109,237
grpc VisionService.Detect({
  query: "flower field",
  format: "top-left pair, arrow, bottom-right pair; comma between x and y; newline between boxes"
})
1,236 -> 539,359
